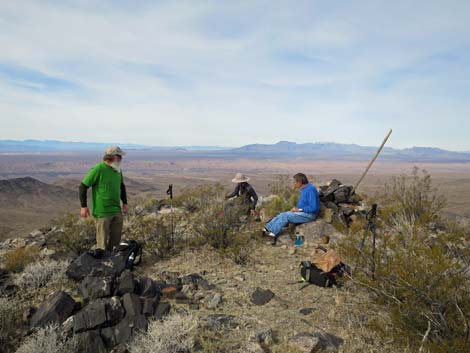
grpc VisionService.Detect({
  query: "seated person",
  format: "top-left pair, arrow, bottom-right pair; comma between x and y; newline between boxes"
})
225,173 -> 258,216
264,173 -> 319,241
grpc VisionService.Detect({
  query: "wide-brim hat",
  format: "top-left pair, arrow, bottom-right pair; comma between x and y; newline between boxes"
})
232,173 -> 249,183
104,145 -> 127,156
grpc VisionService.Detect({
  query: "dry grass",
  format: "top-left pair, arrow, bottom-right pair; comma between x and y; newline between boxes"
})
16,324 -> 78,353
129,312 -> 198,353
3,245 -> 40,272
14,258 -> 70,290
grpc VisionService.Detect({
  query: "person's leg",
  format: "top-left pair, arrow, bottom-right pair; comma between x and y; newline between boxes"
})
266,212 -> 316,236
109,213 -> 124,251
95,216 -> 112,250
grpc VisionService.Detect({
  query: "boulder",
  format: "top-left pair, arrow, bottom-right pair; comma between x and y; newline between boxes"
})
289,332 -> 322,353
333,186 -> 352,204
73,297 -> 124,333
250,288 -> 274,306
109,315 -> 148,346
30,291 -> 76,328
154,302 -> 171,320
122,293 -> 142,316
288,332 -> 343,353
142,297 -> 159,316
137,277 -> 158,298
77,330 -> 107,353
79,275 -> 114,300
117,271 -> 135,295
67,252 -> 127,281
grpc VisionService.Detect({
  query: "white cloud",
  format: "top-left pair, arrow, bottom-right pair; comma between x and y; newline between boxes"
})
0,0 -> 469,149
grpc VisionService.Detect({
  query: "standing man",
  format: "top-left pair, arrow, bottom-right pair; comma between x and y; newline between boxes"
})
79,146 -> 129,254
263,173 -> 319,243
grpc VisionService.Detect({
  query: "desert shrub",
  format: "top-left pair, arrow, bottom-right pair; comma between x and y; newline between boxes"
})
339,213 -> 470,352
192,201 -> 253,264
0,297 -> 22,350
4,245 -> 40,272
382,167 -> 446,226
173,184 -> 225,213
262,175 -> 300,218
14,258 -> 70,290
129,312 -> 198,353
16,323 -> 78,353
124,213 -> 182,258
52,213 -> 95,254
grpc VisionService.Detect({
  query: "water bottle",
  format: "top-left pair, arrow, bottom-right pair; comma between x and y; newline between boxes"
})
126,252 -> 135,269
294,232 -> 304,247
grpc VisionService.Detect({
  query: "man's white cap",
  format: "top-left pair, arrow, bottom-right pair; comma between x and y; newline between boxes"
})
104,146 -> 127,156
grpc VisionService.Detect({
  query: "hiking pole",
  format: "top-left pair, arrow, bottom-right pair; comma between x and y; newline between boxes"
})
166,184 -> 174,250
352,128 -> 393,194
359,204 -> 378,278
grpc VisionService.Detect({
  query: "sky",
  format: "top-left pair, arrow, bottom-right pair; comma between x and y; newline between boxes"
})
0,0 -> 469,150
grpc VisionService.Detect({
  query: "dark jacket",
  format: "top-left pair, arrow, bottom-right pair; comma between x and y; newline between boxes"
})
226,182 -> 258,209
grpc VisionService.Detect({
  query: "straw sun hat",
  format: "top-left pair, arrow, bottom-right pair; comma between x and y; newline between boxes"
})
232,173 -> 250,183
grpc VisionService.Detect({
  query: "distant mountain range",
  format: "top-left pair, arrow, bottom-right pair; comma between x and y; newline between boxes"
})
1,139 -> 470,162
230,141 -> 470,162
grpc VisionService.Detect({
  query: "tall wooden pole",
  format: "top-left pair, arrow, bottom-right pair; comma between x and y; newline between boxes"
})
352,129 -> 393,194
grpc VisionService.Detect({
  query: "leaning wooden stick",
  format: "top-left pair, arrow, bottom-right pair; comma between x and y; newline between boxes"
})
352,128 -> 393,194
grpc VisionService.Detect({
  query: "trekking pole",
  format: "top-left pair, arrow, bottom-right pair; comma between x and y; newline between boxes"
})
359,204 -> 378,278
166,184 -> 174,250
352,129 -> 392,194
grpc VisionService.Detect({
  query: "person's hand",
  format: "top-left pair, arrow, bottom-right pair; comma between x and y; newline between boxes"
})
291,207 -> 300,212
122,204 -> 129,214
80,207 -> 90,218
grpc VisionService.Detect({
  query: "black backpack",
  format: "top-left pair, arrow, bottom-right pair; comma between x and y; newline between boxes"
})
117,240 -> 143,270
300,261 -> 346,287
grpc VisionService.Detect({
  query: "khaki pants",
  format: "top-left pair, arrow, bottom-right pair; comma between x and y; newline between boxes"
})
95,213 -> 123,251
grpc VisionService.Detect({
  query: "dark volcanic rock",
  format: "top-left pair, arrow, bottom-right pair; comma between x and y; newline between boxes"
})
77,330 -> 107,353
154,302 -> 171,319
137,277 -> 158,298
30,291 -> 76,328
104,315 -> 148,346
122,293 -> 142,316
250,288 -> 274,306
142,297 -> 158,316
117,271 -> 135,295
333,186 -> 352,203
79,275 -> 114,300
73,297 -> 124,333
67,252 -> 127,281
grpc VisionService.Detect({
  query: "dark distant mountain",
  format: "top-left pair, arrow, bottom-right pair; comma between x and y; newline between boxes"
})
0,177 -> 77,239
230,141 -> 470,162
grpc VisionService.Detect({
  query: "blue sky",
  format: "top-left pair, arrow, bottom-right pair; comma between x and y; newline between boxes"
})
0,0 -> 469,150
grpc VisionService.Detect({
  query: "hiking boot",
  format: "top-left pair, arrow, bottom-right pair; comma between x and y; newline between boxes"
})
87,248 -> 104,259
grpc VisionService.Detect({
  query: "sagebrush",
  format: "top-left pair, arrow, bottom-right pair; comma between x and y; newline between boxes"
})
129,312 -> 198,353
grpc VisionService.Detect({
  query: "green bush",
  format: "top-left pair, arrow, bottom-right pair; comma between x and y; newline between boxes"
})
339,169 -> 470,353
263,175 -> 299,218
382,167 -> 446,226
52,213 -> 95,254
124,213 -> 180,259
192,201 -> 253,264
173,184 -> 225,213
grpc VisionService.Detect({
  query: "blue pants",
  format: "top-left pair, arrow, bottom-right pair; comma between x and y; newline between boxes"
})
266,211 -> 316,236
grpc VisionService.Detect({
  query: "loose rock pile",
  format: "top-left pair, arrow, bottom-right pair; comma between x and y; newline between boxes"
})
318,179 -> 366,227
28,251 -> 214,353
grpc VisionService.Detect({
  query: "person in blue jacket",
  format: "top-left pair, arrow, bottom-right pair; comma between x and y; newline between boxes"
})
263,173 -> 320,242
